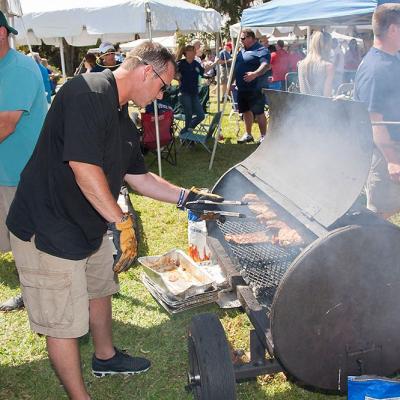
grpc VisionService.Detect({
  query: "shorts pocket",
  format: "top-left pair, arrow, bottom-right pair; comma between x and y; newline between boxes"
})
19,267 -> 73,329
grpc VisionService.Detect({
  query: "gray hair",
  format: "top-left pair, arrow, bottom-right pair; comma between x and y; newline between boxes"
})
373,3 -> 400,38
122,41 -> 176,74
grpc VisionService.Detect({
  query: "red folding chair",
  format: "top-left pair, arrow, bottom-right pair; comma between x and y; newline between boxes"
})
140,110 -> 176,166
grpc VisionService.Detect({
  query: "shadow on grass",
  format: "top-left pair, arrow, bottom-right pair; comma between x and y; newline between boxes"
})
0,300 -> 343,400
0,252 -> 19,292
0,302 -> 285,400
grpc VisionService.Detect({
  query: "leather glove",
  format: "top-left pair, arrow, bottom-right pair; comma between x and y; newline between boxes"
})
183,187 -> 224,216
108,213 -> 138,273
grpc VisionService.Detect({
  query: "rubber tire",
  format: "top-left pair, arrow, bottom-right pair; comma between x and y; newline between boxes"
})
188,313 -> 237,400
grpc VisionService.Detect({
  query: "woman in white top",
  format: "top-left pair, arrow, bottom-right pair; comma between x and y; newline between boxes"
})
298,31 -> 334,97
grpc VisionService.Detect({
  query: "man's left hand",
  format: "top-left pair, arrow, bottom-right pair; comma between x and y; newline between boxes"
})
183,187 -> 224,215
243,71 -> 257,82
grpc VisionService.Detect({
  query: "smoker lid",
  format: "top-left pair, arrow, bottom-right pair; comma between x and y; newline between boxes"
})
240,91 -> 373,228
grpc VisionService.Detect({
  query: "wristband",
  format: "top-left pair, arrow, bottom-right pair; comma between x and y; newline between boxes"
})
176,187 -> 186,209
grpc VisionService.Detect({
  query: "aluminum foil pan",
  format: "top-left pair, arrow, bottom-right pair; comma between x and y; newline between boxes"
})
138,249 -> 215,299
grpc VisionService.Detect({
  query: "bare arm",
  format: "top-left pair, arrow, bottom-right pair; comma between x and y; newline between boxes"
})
69,161 -> 124,223
124,172 -> 185,204
0,110 -> 23,143
243,61 -> 270,82
323,63 -> 335,97
370,112 -> 400,182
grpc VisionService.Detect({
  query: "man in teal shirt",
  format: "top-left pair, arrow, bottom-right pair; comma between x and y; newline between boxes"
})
0,11 -> 47,311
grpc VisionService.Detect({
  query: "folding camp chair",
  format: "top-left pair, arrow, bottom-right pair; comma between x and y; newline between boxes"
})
336,82 -> 354,99
285,72 -> 300,92
179,111 -> 222,153
162,85 -> 185,134
140,110 -> 176,166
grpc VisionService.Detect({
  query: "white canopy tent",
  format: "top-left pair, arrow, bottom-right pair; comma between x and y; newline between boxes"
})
229,22 -> 307,39
15,0 -> 222,177
120,35 -> 177,52
15,0 -> 221,46
0,0 -> 22,48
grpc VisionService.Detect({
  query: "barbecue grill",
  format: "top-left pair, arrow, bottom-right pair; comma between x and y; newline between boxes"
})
186,91 -> 400,399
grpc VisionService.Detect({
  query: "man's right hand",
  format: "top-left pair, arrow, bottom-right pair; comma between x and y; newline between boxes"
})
388,162 -> 400,183
108,213 -> 138,273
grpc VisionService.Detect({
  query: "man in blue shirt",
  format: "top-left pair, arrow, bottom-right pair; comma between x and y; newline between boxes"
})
29,52 -> 52,104
0,12 -> 47,311
235,29 -> 270,143
354,3 -> 400,218
177,45 -> 216,134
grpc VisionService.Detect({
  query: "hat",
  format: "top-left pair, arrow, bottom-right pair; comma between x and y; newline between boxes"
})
0,11 -> 18,35
99,42 -> 115,54
225,42 -> 233,49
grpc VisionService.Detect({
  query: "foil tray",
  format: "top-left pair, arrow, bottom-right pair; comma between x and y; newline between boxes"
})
141,274 -> 218,314
138,249 -> 215,299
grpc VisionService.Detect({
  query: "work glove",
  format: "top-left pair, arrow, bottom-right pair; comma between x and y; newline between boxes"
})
108,213 -> 138,273
183,187 -> 224,216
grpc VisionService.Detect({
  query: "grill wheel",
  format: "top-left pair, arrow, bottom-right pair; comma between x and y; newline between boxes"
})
187,313 -> 237,400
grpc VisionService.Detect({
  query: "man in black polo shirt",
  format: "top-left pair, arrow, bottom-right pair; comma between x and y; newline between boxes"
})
6,41 -> 222,399
354,3 -> 400,218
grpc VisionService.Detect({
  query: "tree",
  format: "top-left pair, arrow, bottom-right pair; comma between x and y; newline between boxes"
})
189,0 -> 271,25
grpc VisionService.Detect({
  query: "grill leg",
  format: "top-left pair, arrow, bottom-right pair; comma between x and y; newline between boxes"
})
234,330 -> 283,381
250,329 -> 266,365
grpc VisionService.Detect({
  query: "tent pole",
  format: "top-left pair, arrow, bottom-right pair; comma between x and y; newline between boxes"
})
59,38 -> 67,81
146,1 -> 162,177
209,27 -> 242,170
307,26 -> 311,52
216,33 -> 220,113
9,16 -> 15,49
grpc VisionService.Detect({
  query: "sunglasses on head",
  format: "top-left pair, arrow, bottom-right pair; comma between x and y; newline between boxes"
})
134,55 -> 169,93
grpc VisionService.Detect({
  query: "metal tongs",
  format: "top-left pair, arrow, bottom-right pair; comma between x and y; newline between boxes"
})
185,200 -> 256,222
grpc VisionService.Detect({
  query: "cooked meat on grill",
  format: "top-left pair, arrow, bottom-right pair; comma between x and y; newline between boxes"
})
256,210 -> 277,224
273,227 -> 303,247
225,231 -> 270,245
248,203 -> 271,215
266,220 -> 288,230
242,193 -> 261,202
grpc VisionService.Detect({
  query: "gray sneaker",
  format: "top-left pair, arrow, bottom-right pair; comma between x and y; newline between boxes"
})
92,347 -> 151,378
0,294 -> 24,312
237,133 -> 254,143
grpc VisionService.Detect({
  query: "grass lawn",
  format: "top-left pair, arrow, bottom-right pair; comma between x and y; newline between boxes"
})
2,89 -> 348,400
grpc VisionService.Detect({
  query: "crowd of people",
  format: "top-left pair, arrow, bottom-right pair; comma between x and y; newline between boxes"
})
1,3 -> 400,399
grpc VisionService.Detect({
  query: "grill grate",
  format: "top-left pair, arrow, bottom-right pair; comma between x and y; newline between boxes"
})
216,219 -> 302,309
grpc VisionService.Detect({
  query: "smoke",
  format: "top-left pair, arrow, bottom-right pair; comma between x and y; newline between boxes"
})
243,90 -> 373,228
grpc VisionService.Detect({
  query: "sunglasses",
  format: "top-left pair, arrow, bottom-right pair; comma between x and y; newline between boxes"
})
133,55 -> 169,93
240,36 -> 248,41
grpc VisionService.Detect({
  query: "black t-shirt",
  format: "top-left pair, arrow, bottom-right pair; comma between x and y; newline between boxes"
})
7,70 -> 147,260
354,47 -> 400,141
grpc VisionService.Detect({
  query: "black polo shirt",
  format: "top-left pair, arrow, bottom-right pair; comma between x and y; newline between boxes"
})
7,70 -> 147,260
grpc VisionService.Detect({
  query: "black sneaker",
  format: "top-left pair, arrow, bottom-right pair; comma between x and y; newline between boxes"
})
92,347 -> 150,378
0,294 -> 24,312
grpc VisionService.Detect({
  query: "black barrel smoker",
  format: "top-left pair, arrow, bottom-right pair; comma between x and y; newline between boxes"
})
186,91 -> 400,399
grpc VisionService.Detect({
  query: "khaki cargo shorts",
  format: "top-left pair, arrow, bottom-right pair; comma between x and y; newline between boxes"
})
10,233 -> 119,339
0,186 -> 17,252
365,147 -> 400,215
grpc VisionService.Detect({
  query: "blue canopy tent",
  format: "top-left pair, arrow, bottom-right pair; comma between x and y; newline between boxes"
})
241,0 -> 400,27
